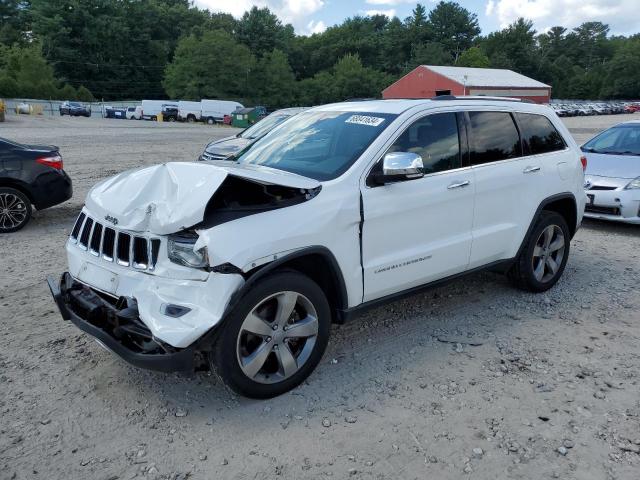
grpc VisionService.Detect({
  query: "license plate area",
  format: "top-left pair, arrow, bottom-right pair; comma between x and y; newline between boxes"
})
77,262 -> 119,294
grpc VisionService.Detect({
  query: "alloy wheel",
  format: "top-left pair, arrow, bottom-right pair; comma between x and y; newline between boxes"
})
532,224 -> 565,283
0,193 -> 28,231
236,291 -> 319,384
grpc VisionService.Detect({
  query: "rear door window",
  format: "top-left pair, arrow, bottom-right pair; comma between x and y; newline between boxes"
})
468,111 -> 522,165
517,113 -> 566,155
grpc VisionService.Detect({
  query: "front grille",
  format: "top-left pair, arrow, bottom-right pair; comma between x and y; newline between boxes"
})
201,150 -> 228,161
588,185 -> 617,191
70,212 -> 160,271
585,205 -> 620,215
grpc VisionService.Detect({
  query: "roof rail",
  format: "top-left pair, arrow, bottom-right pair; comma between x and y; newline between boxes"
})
430,95 -> 535,104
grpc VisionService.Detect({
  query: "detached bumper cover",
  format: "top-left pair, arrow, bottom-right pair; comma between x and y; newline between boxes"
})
47,273 -> 195,372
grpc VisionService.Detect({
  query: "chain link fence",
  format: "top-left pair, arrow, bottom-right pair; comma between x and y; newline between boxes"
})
1,98 -> 138,118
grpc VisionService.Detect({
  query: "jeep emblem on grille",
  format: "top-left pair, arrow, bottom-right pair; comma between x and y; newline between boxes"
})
105,215 -> 119,226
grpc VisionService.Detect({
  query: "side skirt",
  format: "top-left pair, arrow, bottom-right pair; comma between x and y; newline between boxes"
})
338,258 -> 515,322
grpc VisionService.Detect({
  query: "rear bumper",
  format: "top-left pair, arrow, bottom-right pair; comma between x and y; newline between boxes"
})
32,170 -> 73,210
47,273 -> 196,372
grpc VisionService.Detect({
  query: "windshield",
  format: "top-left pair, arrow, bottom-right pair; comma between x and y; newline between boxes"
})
240,113 -> 294,140
583,125 -> 640,155
234,110 -> 397,181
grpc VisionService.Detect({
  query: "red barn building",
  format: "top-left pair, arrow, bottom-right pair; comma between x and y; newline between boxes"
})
383,65 -> 551,104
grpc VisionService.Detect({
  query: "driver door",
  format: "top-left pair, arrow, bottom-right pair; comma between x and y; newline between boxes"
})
361,112 -> 475,302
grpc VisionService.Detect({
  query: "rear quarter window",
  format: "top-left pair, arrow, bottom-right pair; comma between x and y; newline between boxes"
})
517,113 -> 566,155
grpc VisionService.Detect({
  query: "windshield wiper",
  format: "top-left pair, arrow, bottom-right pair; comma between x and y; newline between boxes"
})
599,150 -> 640,156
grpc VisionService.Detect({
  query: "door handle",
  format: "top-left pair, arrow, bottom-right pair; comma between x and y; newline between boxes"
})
447,180 -> 471,189
523,166 -> 541,174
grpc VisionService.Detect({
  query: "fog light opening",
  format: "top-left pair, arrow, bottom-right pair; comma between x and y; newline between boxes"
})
161,303 -> 192,318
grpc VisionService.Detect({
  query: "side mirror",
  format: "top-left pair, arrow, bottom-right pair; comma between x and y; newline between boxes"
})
373,152 -> 424,185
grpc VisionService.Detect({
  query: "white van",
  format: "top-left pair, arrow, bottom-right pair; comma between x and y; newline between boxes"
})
126,106 -> 143,120
178,101 -> 202,122
141,100 -> 177,120
201,99 -> 244,124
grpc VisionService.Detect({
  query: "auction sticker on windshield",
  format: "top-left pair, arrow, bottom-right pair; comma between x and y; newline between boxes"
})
345,115 -> 386,127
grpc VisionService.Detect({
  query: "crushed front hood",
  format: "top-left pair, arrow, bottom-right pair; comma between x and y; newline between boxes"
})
85,162 -> 319,234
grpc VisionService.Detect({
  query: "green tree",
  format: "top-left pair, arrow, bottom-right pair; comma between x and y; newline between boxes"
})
163,30 -> 255,101
600,38 -> 640,98
58,83 -> 77,100
333,54 -> 390,101
76,85 -> 94,102
30,0 -> 209,100
297,71 -> 336,105
483,18 -> 539,77
251,49 -> 296,108
408,42 -> 452,70
236,6 -> 294,59
457,46 -> 490,67
427,1 -> 480,62
0,0 -> 29,46
0,43 -> 73,98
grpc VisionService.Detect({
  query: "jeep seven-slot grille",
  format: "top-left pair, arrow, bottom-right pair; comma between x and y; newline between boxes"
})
70,212 -> 161,271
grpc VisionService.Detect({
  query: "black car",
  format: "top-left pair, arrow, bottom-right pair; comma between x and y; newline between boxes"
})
104,106 -> 127,119
0,137 -> 73,233
59,101 -> 91,117
161,104 -> 179,122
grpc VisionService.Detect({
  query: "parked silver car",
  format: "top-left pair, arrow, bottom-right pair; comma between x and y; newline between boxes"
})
582,120 -> 640,224
200,107 -> 308,161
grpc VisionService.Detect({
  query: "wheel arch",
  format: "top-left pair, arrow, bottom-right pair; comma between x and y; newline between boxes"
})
516,192 -> 578,259
0,179 -> 35,205
226,246 -> 349,325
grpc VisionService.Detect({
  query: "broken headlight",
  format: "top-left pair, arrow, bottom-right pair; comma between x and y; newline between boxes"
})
167,233 -> 209,269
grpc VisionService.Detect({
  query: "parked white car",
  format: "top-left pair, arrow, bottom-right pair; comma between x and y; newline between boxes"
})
126,106 -> 143,120
582,120 -> 640,223
48,98 -> 586,398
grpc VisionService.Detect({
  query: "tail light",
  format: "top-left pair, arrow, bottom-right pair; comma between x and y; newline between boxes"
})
580,155 -> 587,171
36,154 -> 63,170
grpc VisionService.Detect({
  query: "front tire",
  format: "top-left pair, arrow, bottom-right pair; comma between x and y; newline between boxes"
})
212,271 -> 331,398
0,188 -> 32,233
508,211 -> 570,292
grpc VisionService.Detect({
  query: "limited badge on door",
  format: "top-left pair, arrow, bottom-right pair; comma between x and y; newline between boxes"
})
587,194 -> 595,205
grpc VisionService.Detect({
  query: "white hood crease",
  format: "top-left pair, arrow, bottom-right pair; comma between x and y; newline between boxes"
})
85,162 -> 320,235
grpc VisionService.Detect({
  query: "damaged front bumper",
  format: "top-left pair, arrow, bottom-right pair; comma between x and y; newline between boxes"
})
47,273 -> 196,372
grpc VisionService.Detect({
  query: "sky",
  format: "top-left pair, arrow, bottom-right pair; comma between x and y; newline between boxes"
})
194,0 -> 640,36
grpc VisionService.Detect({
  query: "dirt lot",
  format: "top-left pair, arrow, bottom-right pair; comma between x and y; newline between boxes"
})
1,114 -> 639,480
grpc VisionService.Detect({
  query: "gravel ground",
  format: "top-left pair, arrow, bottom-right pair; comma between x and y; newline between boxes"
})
1,113 -> 639,480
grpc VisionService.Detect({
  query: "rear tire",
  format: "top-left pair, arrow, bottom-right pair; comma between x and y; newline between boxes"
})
508,211 -> 570,292
0,187 -> 32,233
206,117 -> 215,125
212,271 -> 331,399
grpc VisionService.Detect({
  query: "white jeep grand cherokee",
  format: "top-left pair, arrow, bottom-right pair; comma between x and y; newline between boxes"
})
49,97 -> 586,398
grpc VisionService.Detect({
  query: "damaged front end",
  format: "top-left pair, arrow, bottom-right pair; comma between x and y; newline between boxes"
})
48,273 -> 197,372
48,161 -> 325,373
